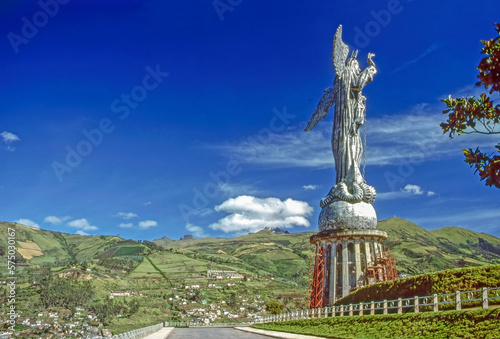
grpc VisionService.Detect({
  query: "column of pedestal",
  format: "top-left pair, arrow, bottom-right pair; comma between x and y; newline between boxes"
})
376,240 -> 383,281
379,242 -> 386,280
365,240 -> 372,266
322,241 -> 328,306
354,239 -> 362,289
373,241 -> 380,261
329,242 -> 337,305
319,241 -> 325,306
342,241 -> 349,298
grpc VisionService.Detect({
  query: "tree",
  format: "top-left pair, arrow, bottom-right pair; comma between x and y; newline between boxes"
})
128,299 -> 140,314
265,300 -> 283,315
227,292 -> 238,307
441,23 -> 500,188
37,269 -> 95,311
92,298 -> 115,325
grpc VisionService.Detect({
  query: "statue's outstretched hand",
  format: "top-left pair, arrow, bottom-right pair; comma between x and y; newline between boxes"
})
367,53 -> 375,67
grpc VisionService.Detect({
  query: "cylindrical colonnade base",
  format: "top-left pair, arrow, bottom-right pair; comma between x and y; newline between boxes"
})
310,229 -> 388,308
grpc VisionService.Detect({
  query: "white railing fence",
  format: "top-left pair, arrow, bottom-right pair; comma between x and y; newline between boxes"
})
256,286 -> 500,323
92,322 -> 164,339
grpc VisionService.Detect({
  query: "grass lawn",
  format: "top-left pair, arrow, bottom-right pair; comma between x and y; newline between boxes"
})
253,308 -> 500,339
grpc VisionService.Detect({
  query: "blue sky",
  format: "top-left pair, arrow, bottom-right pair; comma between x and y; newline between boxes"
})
1,0 -> 499,240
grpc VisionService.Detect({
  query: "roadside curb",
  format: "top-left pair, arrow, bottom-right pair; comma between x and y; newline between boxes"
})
234,327 -> 327,339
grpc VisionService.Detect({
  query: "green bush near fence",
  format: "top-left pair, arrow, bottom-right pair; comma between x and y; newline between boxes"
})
335,264 -> 500,306
253,308 -> 500,339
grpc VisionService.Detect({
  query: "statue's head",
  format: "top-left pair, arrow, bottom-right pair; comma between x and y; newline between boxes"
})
347,50 -> 360,74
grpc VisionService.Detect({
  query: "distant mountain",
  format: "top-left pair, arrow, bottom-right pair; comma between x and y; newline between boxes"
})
2,218 -> 500,283
153,236 -> 174,247
179,234 -> 195,241
264,227 -> 290,235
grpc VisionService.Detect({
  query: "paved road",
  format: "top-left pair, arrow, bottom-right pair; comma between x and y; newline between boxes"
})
143,327 -> 174,339
166,327 -> 269,338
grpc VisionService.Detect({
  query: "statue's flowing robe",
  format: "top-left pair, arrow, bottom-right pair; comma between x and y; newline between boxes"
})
332,63 -> 376,186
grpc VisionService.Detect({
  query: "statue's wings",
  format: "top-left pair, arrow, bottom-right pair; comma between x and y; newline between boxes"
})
332,25 -> 349,77
304,86 -> 335,131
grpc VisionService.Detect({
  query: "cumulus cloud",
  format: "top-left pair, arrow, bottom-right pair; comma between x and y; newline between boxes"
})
377,184 -> 436,200
1,131 -> 20,152
114,212 -> 138,220
1,131 -> 20,143
302,184 -> 319,191
14,218 -> 39,228
67,218 -> 98,231
119,223 -> 133,228
44,215 -> 70,225
138,220 -> 157,229
209,195 -> 313,235
186,223 -> 208,238
75,230 -> 88,236
403,184 -> 424,195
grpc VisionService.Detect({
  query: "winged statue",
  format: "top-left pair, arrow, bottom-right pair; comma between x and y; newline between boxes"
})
305,25 -> 377,207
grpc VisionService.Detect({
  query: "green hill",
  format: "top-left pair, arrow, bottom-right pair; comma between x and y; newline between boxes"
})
378,218 -> 500,275
158,229 -> 316,286
157,218 -> 500,281
0,222 -> 142,266
2,217 -> 500,283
